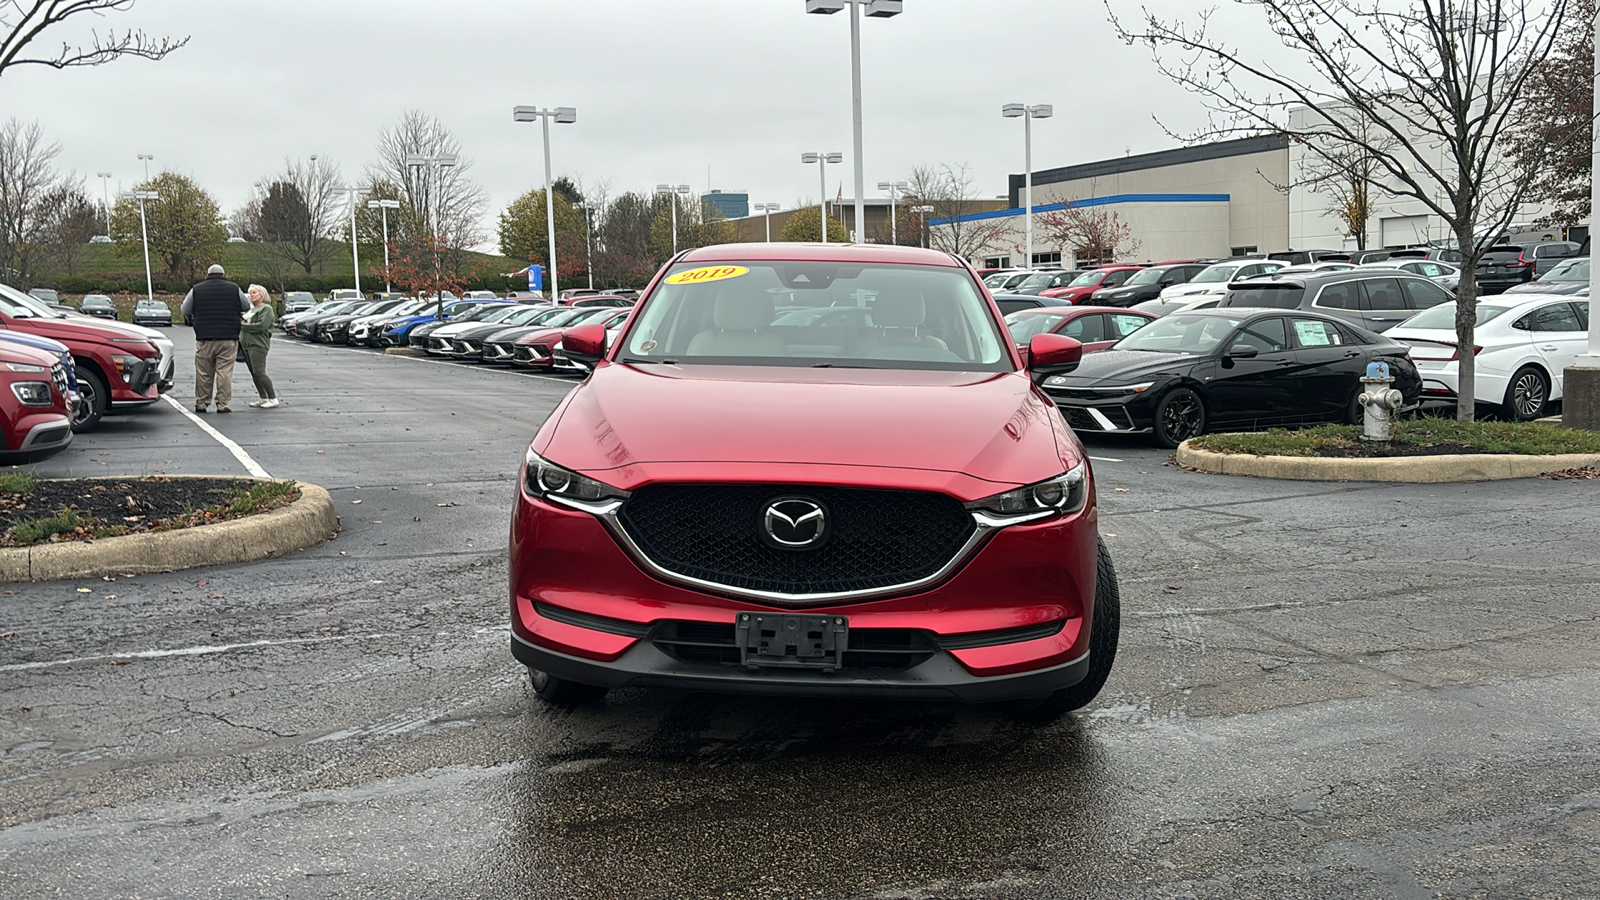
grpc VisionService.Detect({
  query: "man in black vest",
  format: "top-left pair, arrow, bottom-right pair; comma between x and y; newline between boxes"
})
180,264 -> 250,413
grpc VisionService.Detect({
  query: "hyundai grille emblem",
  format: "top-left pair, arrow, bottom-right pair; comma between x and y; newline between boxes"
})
761,498 -> 829,549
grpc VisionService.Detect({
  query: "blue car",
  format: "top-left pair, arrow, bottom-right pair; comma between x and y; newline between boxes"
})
378,299 -> 511,347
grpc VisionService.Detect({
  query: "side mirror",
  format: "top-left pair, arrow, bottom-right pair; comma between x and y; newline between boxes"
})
1028,332 -> 1083,382
1226,343 -> 1259,359
563,322 -> 608,366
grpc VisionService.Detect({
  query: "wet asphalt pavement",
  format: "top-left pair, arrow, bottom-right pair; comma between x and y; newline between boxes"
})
2,329 -> 1598,899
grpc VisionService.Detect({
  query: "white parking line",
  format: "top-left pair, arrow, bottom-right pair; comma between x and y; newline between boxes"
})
1089,456 -> 1123,463
0,633 -> 391,672
161,394 -> 272,478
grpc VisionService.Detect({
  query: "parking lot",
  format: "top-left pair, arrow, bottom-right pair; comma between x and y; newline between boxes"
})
2,329 -> 1598,899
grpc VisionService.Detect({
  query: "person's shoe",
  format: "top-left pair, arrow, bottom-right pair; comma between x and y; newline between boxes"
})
194,407 -> 207,414
248,400 -> 265,407
217,407 -> 232,413
261,398 -> 280,409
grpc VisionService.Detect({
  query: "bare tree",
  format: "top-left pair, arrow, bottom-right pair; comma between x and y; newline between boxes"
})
38,180 -> 97,275
904,163 -> 1013,261
0,0 -> 186,81
0,118 -> 62,286
249,156 -> 343,274
1037,197 -> 1142,266
367,111 -> 488,260
1110,0 -> 1576,420
1290,111 -> 1399,251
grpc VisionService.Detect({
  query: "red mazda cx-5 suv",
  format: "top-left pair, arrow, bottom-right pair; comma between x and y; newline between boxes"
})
510,243 -> 1120,714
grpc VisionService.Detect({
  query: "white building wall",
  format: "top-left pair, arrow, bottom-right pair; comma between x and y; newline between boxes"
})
954,201 -> 1231,267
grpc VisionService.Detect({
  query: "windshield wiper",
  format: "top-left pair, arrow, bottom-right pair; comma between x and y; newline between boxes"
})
810,362 -> 871,368
621,357 -> 675,365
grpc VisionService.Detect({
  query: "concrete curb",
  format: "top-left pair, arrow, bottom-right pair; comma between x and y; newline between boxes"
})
1175,442 -> 1600,483
0,478 -> 338,582
383,347 -> 427,357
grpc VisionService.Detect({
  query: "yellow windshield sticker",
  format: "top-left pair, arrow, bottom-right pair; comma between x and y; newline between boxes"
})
664,265 -> 749,285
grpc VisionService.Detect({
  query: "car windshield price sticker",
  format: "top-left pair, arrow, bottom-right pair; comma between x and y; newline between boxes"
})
664,265 -> 749,285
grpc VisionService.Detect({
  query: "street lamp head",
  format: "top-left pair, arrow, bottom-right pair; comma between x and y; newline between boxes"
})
801,152 -> 820,164
1001,103 -> 1026,118
122,191 -> 158,200
554,107 -> 577,124
405,153 -> 430,166
877,181 -> 892,191
655,183 -> 672,192
675,184 -> 691,194
1030,104 -> 1054,119
512,106 -> 539,122
912,204 -> 934,212
137,153 -> 153,160
805,0 -> 846,13
864,0 -> 902,16
824,152 -> 843,164
97,171 -> 112,178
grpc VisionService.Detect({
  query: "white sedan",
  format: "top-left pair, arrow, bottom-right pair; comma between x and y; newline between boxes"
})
1386,294 -> 1590,419
1359,258 -> 1461,291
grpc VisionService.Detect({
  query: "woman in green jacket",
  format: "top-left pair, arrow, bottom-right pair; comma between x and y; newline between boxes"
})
241,285 -> 279,408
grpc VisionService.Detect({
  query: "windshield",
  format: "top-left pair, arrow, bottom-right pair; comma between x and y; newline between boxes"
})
1542,259 -> 1590,282
0,283 -> 64,318
1190,264 -> 1241,284
623,260 -> 1009,370
1068,270 -> 1108,287
1124,267 -> 1166,286
1400,302 -> 1511,329
1006,312 -> 1069,342
1113,312 -> 1246,354
1013,273 -> 1058,291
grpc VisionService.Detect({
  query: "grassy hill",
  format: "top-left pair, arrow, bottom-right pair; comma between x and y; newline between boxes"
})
46,241 -> 523,298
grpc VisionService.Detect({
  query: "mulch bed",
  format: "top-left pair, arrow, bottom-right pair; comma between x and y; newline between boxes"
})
0,477 -> 290,545
1303,441 -> 1491,458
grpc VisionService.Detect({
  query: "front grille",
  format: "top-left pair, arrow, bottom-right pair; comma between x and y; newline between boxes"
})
616,484 -> 976,596
652,620 -> 937,670
1061,406 -> 1102,432
50,363 -> 68,399
513,347 -> 534,361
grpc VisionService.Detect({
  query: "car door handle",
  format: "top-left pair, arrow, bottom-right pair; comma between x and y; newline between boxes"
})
1540,345 -> 1559,351
1275,359 -> 1297,366
1343,350 -> 1360,358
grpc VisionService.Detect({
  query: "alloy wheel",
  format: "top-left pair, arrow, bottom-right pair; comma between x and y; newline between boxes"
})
1162,393 -> 1203,441
1513,371 -> 1547,419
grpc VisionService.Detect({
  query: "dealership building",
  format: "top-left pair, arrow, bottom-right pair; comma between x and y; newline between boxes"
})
939,128 -> 1571,269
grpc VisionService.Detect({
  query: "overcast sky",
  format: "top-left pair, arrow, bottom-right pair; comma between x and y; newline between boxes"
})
4,0 -> 1254,248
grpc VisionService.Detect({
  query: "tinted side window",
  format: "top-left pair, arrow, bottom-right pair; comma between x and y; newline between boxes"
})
1062,314 -> 1106,343
1224,286 -> 1305,309
1236,317 -> 1289,353
995,299 -> 1039,316
1102,270 -> 1134,287
1314,282 -> 1360,309
1401,279 -> 1452,310
1532,303 -> 1583,332
1360,279 -> 1407,311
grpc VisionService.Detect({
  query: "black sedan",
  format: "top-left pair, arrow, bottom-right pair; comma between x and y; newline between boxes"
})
79,294 -> 119,320
1041,309 -> 1421,447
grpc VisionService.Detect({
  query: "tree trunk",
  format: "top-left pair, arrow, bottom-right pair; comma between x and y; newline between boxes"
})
1453,223 -> 1478,421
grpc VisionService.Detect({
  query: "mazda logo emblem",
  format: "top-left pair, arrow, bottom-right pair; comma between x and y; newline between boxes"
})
761,498 -> 829,550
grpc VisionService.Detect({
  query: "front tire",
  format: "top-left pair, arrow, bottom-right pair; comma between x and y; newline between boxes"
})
71,365 -> 108,432
1153,386 -> 1206,448
527,667 -> 608,707
1503,366 -> 1549,420
1016,539 -> 1121,718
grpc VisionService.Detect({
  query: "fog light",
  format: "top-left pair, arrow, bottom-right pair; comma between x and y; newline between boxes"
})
11,381 -> 52,406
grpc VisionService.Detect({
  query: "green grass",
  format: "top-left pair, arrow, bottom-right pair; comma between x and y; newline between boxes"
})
1191,417 -> 1600,456
10,508 -> 83,544
0,470 -> 38,494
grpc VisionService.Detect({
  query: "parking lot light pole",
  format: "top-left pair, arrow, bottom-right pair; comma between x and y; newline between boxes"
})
574,201 -> 594,289
337,185 -> 366,296
754,202 -> 780,241
1566,6 -> 1600,429
367,198 -> 400,293
137,153 -> 153,181
122,190 -> 158,301
96,172 -> 112,236
1002,103 -> 1052,268
877,180 -> 908,244
405,152 -> 458,312
801,153 -> 843,243
514,105 -> 578,301
655,184 -> 691,255
806,0 -> 902,242
912,204 -> 934,250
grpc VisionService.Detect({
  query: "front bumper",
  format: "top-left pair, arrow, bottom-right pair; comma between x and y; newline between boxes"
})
108,356 -> 162,403
510,486 -> 1102,702
1043,387 -> 1153,435
0,411 -> 74,459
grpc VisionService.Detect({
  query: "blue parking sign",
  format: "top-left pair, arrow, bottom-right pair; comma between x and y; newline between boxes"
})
529,265 -> 543,291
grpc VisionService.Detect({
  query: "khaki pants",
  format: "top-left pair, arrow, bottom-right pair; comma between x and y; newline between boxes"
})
194,340 -> 237,410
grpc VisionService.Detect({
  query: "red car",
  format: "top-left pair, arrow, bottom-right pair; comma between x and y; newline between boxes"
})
1039,265 -> 1147,304
0,282 -> 163,431
1005,306 -> 1157,353
510,307 -> 631,370
0,340 -> 74,464
510,243 -> 1120,714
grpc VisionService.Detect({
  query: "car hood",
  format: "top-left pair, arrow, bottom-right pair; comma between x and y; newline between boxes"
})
515,326 -> 567,345
1044,349 -> 1199,386
1161,283 -> 1221,299
15,314 -> 159,350
1506,281 -> 1586,295
485,325 -> 541,343
538,363 -> 1077,495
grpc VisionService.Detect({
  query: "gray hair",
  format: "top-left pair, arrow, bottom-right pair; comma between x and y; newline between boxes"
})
247,284 -> 268,302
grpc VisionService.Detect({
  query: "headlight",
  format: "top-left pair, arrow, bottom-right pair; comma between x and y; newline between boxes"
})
522,446 -> 629,511
2,362 -> 45,373
11,381 -> 52,406
966,462 -> 1087,521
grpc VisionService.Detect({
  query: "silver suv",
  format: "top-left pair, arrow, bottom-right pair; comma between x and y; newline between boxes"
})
1219,269 -> 1454,333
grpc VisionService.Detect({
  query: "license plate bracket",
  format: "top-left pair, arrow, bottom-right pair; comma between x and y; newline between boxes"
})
735,612 -> 848,669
